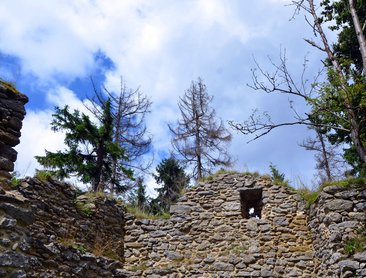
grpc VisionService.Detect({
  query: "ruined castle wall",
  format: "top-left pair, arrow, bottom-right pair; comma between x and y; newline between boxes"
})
1,177 -> 127,277
124,173 -> 315,277
0,81 -> 28,182
16,178 -> 126,277
309,184 -> 366,278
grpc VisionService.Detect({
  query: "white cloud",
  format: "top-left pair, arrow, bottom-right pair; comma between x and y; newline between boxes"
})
15,86 -> 88,177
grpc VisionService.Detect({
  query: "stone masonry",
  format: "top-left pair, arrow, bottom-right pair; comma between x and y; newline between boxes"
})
124,173 -> 316,277
309,184 -> 366,277
0,81 -> 28,182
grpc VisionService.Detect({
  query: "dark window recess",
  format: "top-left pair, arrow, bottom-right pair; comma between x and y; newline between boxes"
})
239,188 -> 263,219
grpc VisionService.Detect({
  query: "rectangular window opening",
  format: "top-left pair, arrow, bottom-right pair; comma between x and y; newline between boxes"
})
239,188 -> 263,219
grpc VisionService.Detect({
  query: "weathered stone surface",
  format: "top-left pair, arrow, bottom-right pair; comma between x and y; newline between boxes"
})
170,204 -> 192,215
354,251 -> 366,262
0,203 -> 34,225
338,260 -> 360,272
324,199 -> 353,212
0,251 -> 30,267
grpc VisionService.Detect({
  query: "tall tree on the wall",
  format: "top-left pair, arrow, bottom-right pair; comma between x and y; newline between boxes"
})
151,157 -> 189,213
87,77 -> 152,192
36,99 -> 131,192
169,78 -> 232,180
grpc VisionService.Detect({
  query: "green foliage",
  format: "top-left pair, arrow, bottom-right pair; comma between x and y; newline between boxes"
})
151,157 -> 189,213
36,99 -> 132,192
127,263 -> 148,272
344,223 -> 366,255
10,171 -> 21,187
34,170 -> 53,182
321,177 -> 366,189
297,187 -> 319,206
268,163 -> 293,189
126,205 -> 170,220
136,177 -> 148,211
314,0 -> 366,175
298,177 -> 366,207
75,201 -> 94,216
74,243 -> 87,254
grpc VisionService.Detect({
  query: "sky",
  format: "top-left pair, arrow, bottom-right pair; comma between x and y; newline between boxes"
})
0,0 -> 330,194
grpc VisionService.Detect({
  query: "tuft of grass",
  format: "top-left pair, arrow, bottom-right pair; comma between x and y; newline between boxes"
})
74,243 -> 87,254
344,223 -> 366,255
34,170 -> 53,182
75,201 -> 94,216
321,177 -> 366,190
128,263 -> 148,272
126,205 -> 170,220
199,169 -> 261,183
344,237 -> 366,255
92,239 -> 120,260
10,175 -> 22,187
297,187 -> 319,206
0,79 -> 18,93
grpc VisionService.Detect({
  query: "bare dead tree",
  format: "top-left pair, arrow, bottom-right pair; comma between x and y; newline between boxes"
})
169,78 -> 232,180
87,77 -> 153,192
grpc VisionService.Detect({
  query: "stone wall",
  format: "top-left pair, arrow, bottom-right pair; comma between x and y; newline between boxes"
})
0,178 -> 127,278
0,81 -> 28,182
124,173 -> 316,277
309,184 -> 366,277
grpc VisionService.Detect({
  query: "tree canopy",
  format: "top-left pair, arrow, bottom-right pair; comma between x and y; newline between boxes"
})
169,78 -> 232,180
36,99 -> 132,192
151,157 -> 188,213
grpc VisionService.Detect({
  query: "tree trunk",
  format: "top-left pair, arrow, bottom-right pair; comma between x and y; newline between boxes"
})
349,0 -> 366,75
94,141 -> 105,192
309,0 -> 366,164
316,129 -> 332,181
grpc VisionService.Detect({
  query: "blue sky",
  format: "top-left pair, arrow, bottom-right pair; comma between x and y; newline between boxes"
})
0,0 -> 330,193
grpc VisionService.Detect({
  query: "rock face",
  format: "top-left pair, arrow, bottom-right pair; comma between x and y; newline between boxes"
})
0,81 -> 28,181
0,178 -> 126,277
124,173 -> 316,277
309,184 -> 366,278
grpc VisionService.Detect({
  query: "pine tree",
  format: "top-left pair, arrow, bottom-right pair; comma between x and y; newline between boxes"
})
36,99 -> 132,192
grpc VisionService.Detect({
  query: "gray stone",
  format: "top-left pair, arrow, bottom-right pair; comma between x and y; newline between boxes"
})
323,212 -> 342,223
338,260 -> 360,272
354,251 -> 366,262
224,201 -> 240,211
9,270 -> 26,278
44,242 -> 60,254
0,203 -> 34,225
0,217 -> 16,228
0,251 -> 29,267
261,268 -> 274,277
170,204 -> 192,215
197,190 -> 214,196
274,217 -> 289,226
165,251 -> 183,260
242,255 -> 256,264
323,185 -> 342,194
211,261 -> 234,271
150,230 -> 167,237
325,199 -> 353,212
